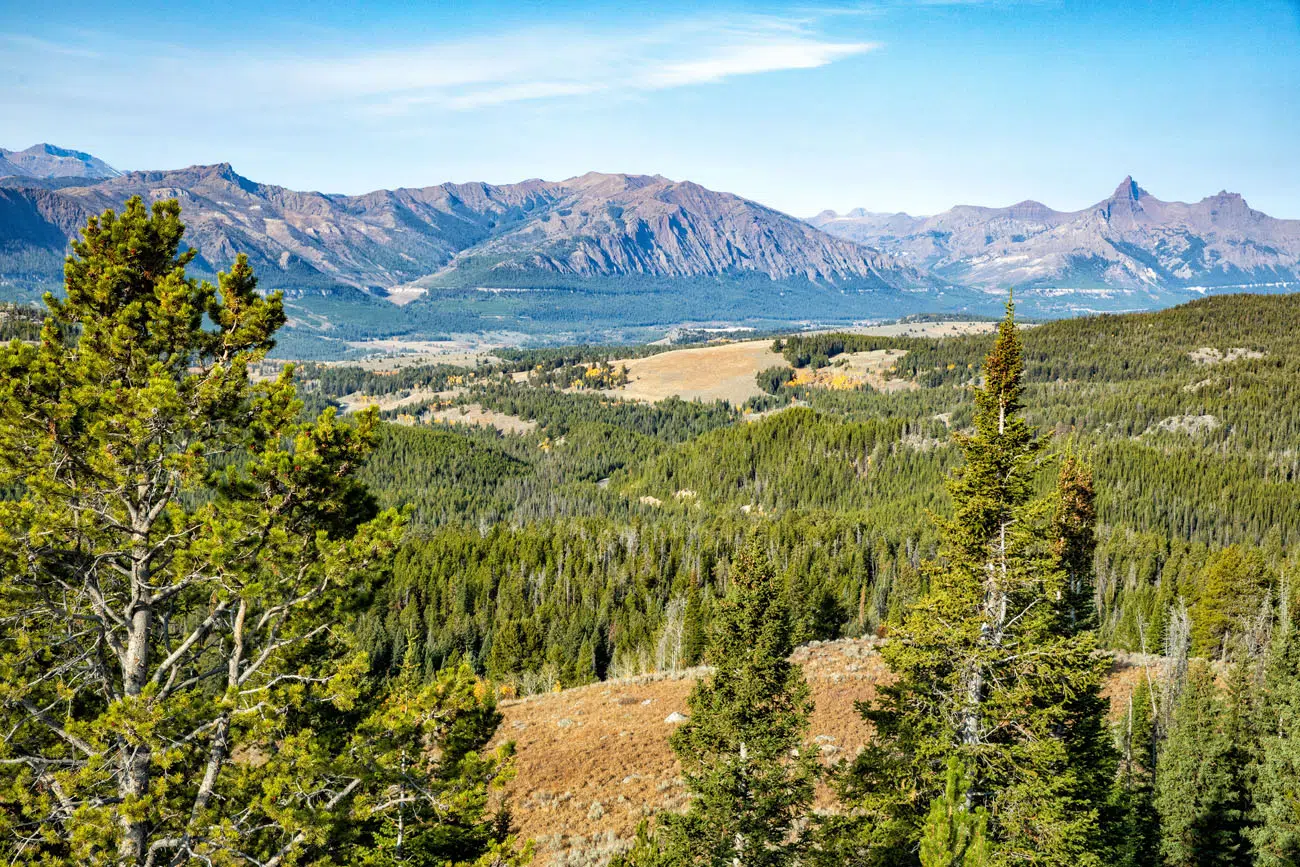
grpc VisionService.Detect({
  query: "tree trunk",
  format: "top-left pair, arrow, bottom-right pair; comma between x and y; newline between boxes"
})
120,523 -> 154,865
120,603 -> 153,864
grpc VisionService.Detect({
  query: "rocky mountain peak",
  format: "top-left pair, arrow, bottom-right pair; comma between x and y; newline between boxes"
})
1111,176 -> 1144,202
30,144 -> 86,159
564,171 -> 664,196
1005,199 -> 1058,220
1205,189 -> 1245,205
183,162 -> 246,184
132,163 -> 261,195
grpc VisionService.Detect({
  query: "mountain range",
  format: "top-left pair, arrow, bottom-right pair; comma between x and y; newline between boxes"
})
3,145 -> 1298,353
0,156 -> 933,291
809,178 -> 1300,294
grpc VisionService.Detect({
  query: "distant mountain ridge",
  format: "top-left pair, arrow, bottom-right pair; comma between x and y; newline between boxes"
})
809,178 -> 1300,293
0,157 -> 931,299
408,171 -> 928,296
0,151 -> 968,347
3,146 -> 1299,350
0,144 -> 121,180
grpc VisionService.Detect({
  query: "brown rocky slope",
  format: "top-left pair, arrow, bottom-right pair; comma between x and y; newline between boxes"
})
493,637 -> 1155,867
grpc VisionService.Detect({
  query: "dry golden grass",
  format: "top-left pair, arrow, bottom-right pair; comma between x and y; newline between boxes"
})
602,340 -> 787,405
599,338 -> 936,407
495,639 -> 888,865
495,639 -> 1159,866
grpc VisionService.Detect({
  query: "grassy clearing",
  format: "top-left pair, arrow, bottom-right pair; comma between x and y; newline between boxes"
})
601,340 -> 786,404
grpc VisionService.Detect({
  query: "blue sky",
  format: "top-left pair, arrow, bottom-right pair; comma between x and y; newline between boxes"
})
2,1 -> 1297,217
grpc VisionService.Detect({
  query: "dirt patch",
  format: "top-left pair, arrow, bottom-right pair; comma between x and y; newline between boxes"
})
426,403 -> 537,434
603,340 -> 788,405
1148,414 -> 1221,437
337,386 -> 460,414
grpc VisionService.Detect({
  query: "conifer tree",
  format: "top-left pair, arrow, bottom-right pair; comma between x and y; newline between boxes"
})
1191,547 -> 1273,659
918,758 -> 989,867
615,540 -> 818,867
1220,656 -> 1262,862
834,299 -> 1114,866
1156,662 -> 1255,867
1046,452 -> 1121,857
345,644 -> 531,867
1249,612 -> 1300,867
1114,679 -> 1161,867
1053,452 -> 1098,635
0,199 -> 527,866
682,581 -> 709,667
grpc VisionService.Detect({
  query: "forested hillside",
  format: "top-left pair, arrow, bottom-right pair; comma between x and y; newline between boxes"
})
5,198 -> 1299,865
331,293 -> 1300,686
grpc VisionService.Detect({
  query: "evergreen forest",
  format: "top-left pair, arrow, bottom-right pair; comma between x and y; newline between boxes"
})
2,200 -> 1299,865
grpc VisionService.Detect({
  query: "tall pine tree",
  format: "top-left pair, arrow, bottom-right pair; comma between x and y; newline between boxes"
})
832,299 -> 1115,866
1114,679 -> 1161,867
1053,452 -> 1098,635
615,540 -> 818,867
0,198 -> 528,866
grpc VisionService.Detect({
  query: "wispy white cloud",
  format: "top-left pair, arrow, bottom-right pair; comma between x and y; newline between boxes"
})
642,40 -> 877,88
0,14 -> 879,118
263,18 -> 878,113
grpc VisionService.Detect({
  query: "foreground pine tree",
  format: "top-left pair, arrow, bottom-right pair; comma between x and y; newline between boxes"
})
615,540 -> 818,867
0,199 -> 526,866
346,646 -> 532,866
1113,678 -> 1161,867
1250,614 -> 1300,866
831,300 -> 1115,866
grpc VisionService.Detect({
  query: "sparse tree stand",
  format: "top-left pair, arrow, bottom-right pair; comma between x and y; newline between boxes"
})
835,299 -> 1115,866
0,199 -> 525,866
614,541 -> 818,867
